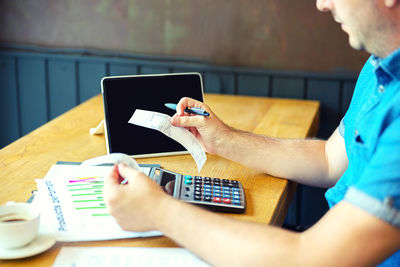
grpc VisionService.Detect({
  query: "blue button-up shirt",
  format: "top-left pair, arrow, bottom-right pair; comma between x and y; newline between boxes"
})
325,49 -> 400,266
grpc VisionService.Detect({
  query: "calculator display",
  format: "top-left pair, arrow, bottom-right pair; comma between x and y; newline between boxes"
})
160,172 -> 176,196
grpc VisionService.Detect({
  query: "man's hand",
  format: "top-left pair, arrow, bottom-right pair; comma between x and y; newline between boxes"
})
171,97 -> 233,155
103,164 -> 169,232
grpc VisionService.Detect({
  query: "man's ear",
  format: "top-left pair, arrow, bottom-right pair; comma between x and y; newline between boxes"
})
385,0 -> 398,8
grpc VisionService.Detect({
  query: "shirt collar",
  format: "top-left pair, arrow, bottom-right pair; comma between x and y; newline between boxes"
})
370,47 -> 400,82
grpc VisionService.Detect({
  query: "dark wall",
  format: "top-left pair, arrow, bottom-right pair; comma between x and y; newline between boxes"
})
0,0 -> 368,72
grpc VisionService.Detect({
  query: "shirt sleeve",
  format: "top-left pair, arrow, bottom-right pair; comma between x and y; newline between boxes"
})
344,118 -> 400,228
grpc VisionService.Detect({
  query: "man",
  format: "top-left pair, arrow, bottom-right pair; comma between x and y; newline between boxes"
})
104,0 -> 400,265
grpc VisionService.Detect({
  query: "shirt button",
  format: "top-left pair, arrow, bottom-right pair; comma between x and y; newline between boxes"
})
378,85 -> 385,93
384,196 -> 394,207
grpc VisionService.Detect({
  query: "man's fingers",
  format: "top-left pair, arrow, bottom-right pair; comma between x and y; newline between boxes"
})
176,97 -> 209,115
176,97 -> 197,115
171,113 -> 206,128
104,165 -> 121,188
103,165 -> 123,204
117,163 -> 141,184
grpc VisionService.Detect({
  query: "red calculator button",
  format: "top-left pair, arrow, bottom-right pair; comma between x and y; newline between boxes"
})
223,198 -> 231,204
213,197 -> 221,203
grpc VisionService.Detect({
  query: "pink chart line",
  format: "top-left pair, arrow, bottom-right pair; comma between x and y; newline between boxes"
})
69,177 -> 99,183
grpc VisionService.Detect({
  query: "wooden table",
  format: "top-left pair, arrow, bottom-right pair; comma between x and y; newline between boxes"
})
0,93 -> 319,266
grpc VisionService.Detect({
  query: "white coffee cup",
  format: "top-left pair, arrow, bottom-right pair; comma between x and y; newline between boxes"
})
0,203 -> 40,249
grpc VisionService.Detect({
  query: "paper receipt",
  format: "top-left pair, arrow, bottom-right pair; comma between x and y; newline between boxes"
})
128,109 -> 206,172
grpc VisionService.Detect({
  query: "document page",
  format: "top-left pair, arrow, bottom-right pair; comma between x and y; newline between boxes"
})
32,164 -> 162,241
53,247 -> 211,267
129,109 -> 206,172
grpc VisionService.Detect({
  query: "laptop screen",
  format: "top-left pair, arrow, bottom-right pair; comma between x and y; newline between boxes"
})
101,73 -> 204,157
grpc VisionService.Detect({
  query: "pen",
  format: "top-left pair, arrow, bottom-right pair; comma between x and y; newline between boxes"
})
164,103 -> 210,117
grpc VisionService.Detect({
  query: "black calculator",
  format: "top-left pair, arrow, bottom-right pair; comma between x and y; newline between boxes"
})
148,167 -> 246,213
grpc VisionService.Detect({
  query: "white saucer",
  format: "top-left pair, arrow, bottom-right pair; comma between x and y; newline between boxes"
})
0,234 -> 56,260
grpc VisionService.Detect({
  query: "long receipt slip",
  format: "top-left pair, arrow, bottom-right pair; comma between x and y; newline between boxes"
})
128,109 -> 207,172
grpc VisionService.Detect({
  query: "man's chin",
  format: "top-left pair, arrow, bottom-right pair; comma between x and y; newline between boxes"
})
348,37 -> 365,51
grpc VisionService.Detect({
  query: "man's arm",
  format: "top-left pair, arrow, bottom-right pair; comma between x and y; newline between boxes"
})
216,127 -> 347,188
104,164 -> 400,267
172,97 -> 348,188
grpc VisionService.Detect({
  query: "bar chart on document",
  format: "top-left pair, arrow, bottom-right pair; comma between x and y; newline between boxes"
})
68,176 -> 108,217
36,164 -> 161,241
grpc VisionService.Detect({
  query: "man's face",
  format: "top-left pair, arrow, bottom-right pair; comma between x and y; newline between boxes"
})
316,0 -> 382,54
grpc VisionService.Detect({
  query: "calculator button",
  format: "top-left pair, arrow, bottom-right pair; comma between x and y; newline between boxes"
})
213,192 -> 221,197
204,180 -> 211,185
204,190 -> 212,196
213,186 -> 221,192
194,195 -> 202,201
184,175 -> 193,185
231,180 -> 239,187
185,194 -> 190,198
185,186 -> 190,191
233,199 -> 241,205
195,185 -> 201,191
195,190 -> 202,195
223,198 -> 231,204
204,177 -> 211,182
222,192 -> 231,197
212,179 -> 220,185
213,197 -> 221,203
204,195 -> 212,202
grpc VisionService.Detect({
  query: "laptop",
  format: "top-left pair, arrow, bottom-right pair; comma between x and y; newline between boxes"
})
101,72 -> 204,158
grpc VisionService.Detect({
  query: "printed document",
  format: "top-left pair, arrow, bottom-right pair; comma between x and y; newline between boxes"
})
32,164 -> 162,241
129,109 -> 206,172
53,247 -> 210,267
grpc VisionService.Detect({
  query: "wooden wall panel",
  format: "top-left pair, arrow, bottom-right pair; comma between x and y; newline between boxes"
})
0,49 -> 358,152
307,79 -> 341,138
203,72 -> 222,94
272,77 -> 304,99
341,81 -> 356,118
140,65 -> 170,75
171,67 -> 203,75
219,73 -> 236,95
78,61 -> 106,103
48,59 -> 77,119
237,74 -> 269,97
0,56 -> 19,147
109,63 -> 138,76
17,57 -> 47,135
203,72 -> 236,95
